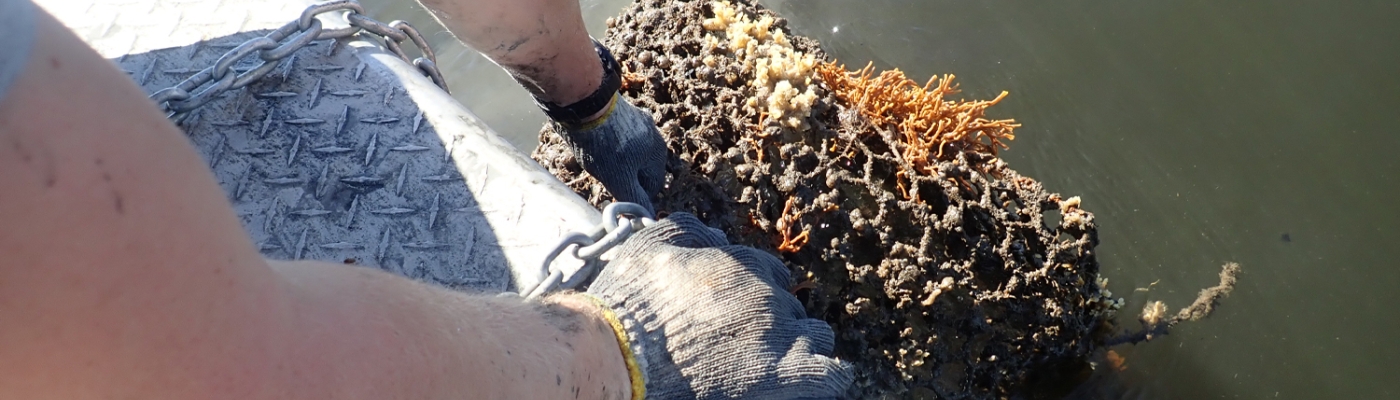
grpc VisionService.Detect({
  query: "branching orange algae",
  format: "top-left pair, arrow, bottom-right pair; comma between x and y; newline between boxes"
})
816,61 -> 1020,172
776,197 -> 810,252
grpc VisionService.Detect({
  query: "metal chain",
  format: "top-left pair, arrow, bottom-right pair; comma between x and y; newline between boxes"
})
149,0 -> 449,117
521,203 -> 656,299
144,0 -> 644,300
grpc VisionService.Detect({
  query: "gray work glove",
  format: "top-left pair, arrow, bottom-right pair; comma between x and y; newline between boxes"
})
556,96 -> 668,214
586,213 -> 854,399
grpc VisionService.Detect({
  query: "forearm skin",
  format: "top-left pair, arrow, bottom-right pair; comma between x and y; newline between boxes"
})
0,5 -> 629,400
269,260 -> 632,400
417,0 -> 604,105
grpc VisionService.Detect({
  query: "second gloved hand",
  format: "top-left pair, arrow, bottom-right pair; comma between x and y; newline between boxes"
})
556,95 -> 667,214
585,213 -> 854,399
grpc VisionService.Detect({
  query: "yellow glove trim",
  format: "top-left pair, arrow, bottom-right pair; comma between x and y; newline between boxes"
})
569,93 -> 620,131
583,293 -> 646,400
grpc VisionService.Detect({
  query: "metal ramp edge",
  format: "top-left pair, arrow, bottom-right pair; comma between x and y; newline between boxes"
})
42,0 -> 600,292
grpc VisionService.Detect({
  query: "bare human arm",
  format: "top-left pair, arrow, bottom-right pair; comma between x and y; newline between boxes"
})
414,0 -> 671,213
0,6 -> 629,399
416,0 -> 604,108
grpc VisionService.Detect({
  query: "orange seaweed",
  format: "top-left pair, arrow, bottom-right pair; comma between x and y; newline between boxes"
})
816,61 -> 1020,172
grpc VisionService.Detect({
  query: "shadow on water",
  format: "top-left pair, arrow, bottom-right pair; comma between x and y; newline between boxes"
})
111,29 -> 520,292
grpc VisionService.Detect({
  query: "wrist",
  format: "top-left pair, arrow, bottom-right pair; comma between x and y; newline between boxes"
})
537,39 -> 623,128
568,93 -> 619,132
546,293 -> 642,400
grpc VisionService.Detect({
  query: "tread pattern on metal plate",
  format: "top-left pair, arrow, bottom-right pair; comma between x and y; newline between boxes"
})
49,0 -> 515,291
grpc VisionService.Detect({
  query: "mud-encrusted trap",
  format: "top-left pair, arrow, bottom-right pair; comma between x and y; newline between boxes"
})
532,1 -> 1239,398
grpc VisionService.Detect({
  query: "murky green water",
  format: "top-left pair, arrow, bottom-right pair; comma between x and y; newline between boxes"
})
362,0 -> 1400,398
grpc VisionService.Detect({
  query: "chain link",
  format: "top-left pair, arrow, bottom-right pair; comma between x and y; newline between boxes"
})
149,0 -> 449,117
521,203 -> 656,299
145,0 -> 645,299
139,0 -> 651,299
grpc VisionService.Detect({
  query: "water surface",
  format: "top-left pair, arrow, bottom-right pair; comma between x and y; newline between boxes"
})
361,0 -> 1400,398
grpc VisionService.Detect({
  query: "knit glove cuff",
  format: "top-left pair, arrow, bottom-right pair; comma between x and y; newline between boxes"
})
553,96 -> 668,214
586,213 -> 854,399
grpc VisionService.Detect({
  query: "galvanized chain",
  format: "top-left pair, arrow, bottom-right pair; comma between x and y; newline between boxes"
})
149,0 -> 448,117
521,203 -> 656,299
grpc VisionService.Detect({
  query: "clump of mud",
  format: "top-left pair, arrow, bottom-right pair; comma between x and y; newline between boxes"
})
532,1 -> 1232,398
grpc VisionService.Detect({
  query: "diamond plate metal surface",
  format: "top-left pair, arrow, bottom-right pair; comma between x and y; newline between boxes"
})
43,0 -> 602,291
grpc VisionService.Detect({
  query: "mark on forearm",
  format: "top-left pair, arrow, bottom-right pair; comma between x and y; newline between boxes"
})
496,37 -> 531,53
534,301 -> 583,334
9,136 -> 58,187
96,158 -> 125,215
111,191 -> 125,214
555,336 -> 574,350
500,54 -> 562,100
504,67 -> 549,98
604,385 -> 625,400
10,137 -> 31,163
596,317 -> 612,337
